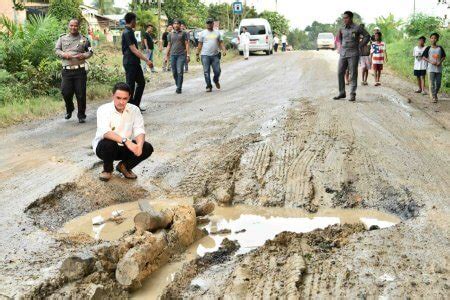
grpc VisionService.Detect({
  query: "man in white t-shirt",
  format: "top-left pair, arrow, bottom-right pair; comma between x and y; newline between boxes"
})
239,26 -> 251,60
196,18 -> 227,92
273,34 -> 279,52
281,34 -> 287,52
413,36 -> 428,95
92,82 -> 153,181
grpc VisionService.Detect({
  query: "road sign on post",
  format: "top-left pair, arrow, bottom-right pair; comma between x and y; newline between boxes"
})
233,1 -> 243,15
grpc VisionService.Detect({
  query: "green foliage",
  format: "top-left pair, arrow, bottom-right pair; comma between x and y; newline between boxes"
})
161,0 -> 208,27
258,11 -> 289,35
136,7 -> 158,30
405,13 -> 442,37
288,29 -> 313,50
48,0 -> 83,30
88,52 -> 122,84
0,15 -> 60,73
91,0 -> 119,15
375,14 -> 404,43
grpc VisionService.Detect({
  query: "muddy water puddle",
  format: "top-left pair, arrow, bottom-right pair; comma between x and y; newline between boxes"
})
62,201 -> 399,299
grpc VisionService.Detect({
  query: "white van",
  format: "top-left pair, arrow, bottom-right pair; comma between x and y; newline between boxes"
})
238,18 -> 274,55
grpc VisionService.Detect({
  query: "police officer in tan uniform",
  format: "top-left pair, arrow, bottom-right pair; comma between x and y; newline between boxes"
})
55,18 -> 93,123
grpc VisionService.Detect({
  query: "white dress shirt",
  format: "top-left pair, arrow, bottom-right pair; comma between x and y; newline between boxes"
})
92,101 -> 146,153
240,32 -> 251,45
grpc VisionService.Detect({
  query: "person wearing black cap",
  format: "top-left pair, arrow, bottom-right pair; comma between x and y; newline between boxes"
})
165,19 -> 190,94
196,18 -> 226,92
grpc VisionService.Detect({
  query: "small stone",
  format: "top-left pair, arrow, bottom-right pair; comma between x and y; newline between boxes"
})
369,225 -> 380,231
60,256 -> 95,281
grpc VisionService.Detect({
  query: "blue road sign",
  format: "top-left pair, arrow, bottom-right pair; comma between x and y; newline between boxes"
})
233,1 -> 243,15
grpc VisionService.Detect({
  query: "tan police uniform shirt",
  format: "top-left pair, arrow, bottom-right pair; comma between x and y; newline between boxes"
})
55,33 -> 93,67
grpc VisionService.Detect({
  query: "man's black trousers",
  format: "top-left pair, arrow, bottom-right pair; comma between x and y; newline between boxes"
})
95,139 -> 153,173
61,68 -> 87,118
124,64 -> 146,108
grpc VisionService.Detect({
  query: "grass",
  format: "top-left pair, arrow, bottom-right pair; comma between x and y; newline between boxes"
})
387,32 -> 449,93
0,82 -> 114,128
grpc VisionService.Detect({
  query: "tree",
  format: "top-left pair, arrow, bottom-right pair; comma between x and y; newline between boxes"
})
288,29 -> 313,50
405,13 -> 442,37
48,0 -> 83,30
258,11 -> 289,34
375,13 -> 404,43
162,0 -> 207,27
135,8 -> 158,30
92,0 -> 118,15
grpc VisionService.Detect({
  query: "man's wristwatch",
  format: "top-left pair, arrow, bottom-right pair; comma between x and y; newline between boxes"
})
121,138 -> 127,145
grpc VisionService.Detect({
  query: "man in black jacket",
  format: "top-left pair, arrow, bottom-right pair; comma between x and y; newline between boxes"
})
121,12 -> 153,110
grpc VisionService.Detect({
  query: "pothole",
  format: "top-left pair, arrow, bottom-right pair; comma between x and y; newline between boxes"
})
25,173 -> 147,231
60,201 -> 399,299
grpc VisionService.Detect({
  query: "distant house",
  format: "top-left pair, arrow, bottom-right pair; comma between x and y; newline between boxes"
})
80,4 -> 117,33
0,0 -> 49,24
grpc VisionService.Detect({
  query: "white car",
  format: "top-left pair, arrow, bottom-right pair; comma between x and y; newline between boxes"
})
238,18 -> 274,55
316,32 -> 335,50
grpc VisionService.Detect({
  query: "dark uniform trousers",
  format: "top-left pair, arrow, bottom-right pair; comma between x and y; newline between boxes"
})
61,68 -> 87,118
124,64 -> 146,107
95,139 -> 153,173
338,56 -> 359,96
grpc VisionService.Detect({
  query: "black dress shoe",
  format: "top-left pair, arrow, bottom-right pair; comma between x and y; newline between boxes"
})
176,89 -> 182,94
206,87 -> 212,92
139,107 -> 146,112
78,118 -> 86,123
65,112 -> 73,119
349,95 -> 356,102
333,94 -> 346,100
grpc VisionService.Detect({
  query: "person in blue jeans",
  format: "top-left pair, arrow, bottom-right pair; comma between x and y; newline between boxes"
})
164,19 -> 190,94
196,18 -> 227,92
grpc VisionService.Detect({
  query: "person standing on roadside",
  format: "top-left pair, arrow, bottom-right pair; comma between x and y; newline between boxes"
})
93,82 -> 153,182
333,11 -> 370,102
422,32 -> 446,103
273,33 -> 279,52
122,12 -> 153,111
196,18 -> 227,92
370,32 -> 387,86
413,36 -> 428,95
359,24 -> 371,86
239,26 -> 251,60
55,18 -> 93,123
160,24 -> 173,72
143,24 -> 157,73
181,22 -> 190,73
281,33 -> 287,52
165,19 -> 190,94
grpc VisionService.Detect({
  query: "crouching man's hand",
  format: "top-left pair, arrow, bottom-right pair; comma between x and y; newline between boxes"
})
125,140 -> 143,157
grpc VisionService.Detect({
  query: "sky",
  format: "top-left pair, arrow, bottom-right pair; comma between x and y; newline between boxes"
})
99,0 -> 449,29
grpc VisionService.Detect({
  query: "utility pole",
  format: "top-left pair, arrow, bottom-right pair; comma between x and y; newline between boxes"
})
413,0 -> 416,16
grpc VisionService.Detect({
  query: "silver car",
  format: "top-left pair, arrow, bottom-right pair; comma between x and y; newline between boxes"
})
317,32 -> 335,50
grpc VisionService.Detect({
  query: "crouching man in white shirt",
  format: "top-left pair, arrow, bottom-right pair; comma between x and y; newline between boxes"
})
92,82 -> 153,181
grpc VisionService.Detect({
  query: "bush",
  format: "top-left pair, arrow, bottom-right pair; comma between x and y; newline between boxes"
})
405,14 -> 442,38
0,15 -> 61,73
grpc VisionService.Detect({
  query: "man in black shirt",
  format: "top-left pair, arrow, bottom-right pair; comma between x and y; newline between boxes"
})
160,24 -> 173,72
122,12 -> 153,110
143,24 -> 156,73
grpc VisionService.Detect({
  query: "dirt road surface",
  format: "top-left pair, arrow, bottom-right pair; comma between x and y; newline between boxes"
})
0,51 -> 449,298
